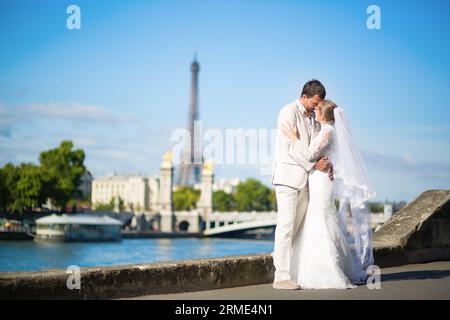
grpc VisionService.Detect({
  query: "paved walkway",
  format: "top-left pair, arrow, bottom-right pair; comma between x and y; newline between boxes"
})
125,261 -> 450,300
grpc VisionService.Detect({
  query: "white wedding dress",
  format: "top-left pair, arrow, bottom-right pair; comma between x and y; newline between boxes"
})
289,122 -> 366,289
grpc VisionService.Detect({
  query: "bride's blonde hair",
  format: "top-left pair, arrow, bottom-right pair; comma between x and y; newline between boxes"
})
318,99 -> 337,122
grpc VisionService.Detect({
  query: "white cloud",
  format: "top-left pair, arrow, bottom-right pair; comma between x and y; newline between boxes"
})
0,122 -> 176,179
90,149 -> 134,159
71,136 -> 97,148
362,150 -> 450,180
24,102 -> 137,124
402,153 -> 414,164
392,126 -> 450,133
0,104 -> 13,137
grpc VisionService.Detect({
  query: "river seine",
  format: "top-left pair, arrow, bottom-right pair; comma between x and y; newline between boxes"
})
0,238 -> 274,272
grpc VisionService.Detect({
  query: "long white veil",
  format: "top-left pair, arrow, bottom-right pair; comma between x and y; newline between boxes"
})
332,107 -> 376,282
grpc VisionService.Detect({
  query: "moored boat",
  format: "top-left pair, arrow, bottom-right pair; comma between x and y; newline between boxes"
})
35,214 -> 123,242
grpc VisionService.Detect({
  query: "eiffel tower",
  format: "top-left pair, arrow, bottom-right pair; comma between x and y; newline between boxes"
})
177,55 -> 203,187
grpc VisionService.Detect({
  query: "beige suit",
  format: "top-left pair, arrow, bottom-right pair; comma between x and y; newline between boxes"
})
271,99 -> 320,282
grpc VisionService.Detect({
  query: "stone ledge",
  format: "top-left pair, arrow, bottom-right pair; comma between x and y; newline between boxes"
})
373,190 -> 450,267
0,253 -> 274,300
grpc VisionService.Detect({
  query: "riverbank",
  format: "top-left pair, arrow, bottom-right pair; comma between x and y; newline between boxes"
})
0,230 -> 33,240
1,190 -> 449,299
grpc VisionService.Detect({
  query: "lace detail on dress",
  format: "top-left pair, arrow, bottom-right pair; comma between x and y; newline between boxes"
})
287,123 -> 335,162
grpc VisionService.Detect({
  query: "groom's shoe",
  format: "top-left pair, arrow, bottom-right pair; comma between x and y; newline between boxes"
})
272,280 -> 301,290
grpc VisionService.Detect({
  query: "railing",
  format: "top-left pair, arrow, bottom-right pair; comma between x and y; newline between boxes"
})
204,211 -> 277,230
0,226 -> 35,233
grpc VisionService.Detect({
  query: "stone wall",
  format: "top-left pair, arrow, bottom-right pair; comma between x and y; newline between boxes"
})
373,190 -> 450,267
0,254 -> 273,300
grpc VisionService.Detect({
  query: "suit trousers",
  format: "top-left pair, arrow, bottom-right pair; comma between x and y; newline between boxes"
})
272,183 -> 309,282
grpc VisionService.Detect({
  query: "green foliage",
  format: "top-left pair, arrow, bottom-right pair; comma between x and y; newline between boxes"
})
269,188 -> 277,211
234,178 -> 273,212
13,163 -> 44,214
118,197 -> 125,212
0,163 -> 18,212
0,140 -> 86,214
0,169 -> 5,211
175,179 -> 277,213
368,202 -> 384,213
92,196 -> 125,212
212,190 -> 237,212
367,200 -> 407,213
0,162 -> 44,215
68,198 -> 91,210
93,198 -> 114,212
173,187 -> 200,211
39,140 -> 86,211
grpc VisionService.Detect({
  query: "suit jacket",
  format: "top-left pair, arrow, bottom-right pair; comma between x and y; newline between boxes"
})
271,99 -> 321,189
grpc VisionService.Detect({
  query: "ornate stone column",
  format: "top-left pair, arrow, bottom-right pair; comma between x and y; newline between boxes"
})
158,150 -> 175,232
197,160 -> 214,230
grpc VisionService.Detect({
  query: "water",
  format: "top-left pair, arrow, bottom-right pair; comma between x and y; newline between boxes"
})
0,238 -> 274,273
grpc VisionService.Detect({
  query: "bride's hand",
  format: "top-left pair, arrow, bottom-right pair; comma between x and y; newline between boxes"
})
281,123 -> 299,141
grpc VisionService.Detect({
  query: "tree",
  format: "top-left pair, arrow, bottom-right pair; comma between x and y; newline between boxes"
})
93,199 -> 114,212
368,202 -> 384,213
234,178 -> 272,212
118,196 -> 125,212
0,167 -> 5,212
13,163 -> 44,214
213,190 -> 237,212
0,162 -> 44,215
269,188 -> 277,211
173,187 -> 200,211
0,163 -> 19,213
39,140 -> 86,212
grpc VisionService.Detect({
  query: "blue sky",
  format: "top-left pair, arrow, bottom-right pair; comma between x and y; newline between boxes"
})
1,0 -> 449,202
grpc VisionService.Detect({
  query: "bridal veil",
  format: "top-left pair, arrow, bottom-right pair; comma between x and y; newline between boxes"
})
332,107 -> 377,282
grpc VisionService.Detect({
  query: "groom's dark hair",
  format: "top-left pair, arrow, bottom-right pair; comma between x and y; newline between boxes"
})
301,79 -> 326,99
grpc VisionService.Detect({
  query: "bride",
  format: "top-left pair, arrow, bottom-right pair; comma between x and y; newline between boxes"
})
282,100 -> 376,289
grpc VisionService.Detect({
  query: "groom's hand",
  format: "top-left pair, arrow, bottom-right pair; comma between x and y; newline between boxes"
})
314,157 -> 330,172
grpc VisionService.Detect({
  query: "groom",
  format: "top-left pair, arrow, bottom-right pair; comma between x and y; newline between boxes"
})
271,79 -> 331,290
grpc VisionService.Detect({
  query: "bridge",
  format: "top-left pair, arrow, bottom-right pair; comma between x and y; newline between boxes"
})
200,210 -> 388,237
202,211 -> 276,237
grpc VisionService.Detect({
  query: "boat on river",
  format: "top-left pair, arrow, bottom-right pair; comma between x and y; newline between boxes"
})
35,214 -> 123,242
